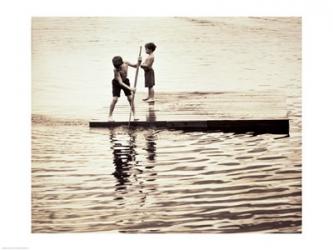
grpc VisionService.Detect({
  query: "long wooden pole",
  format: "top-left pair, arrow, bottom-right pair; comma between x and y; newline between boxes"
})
128,46 -> 142,128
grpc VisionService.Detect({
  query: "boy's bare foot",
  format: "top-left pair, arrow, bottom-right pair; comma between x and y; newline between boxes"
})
147,99 -> 155,103
142,97 -> 149,101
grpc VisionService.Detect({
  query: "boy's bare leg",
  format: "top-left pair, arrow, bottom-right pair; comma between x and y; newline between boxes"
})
149,87 -> 154,100
108,97 -> 118,121
143,87 -> 154,101
146,87 -> 155,103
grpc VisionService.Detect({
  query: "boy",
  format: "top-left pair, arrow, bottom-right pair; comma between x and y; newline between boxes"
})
141,42 -> 156,103
108,56 -> 140,121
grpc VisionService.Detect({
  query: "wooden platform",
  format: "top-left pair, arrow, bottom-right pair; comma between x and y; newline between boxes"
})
89,91 -> 289,134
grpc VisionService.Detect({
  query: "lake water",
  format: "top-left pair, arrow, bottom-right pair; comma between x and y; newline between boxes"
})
31,17 -> 301,233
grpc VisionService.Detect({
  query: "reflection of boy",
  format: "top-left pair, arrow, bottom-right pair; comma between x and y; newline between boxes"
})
108,56 -> 139,121
141,42 -> 156,103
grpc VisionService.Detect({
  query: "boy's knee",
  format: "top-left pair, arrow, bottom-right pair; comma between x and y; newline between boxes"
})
112,97 -> 119,102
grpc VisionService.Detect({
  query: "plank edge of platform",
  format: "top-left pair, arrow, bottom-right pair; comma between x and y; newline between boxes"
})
89,119 -> 289,134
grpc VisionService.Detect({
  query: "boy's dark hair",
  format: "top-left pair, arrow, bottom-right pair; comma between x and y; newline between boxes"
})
112,56 -> 123,69
145,42 -> 157,52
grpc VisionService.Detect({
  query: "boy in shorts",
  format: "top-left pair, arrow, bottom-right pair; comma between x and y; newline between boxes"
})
141,42 -> 156,103
108,56 -> 140,121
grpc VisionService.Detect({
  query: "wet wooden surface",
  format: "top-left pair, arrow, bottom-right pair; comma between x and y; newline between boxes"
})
90,91 -> 289,133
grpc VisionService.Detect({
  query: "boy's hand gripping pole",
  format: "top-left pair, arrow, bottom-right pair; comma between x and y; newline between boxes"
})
128,46 -> 142,128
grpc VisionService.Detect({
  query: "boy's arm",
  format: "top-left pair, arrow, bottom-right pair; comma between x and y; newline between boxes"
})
125,57 -> 142,68
125,61 -> 137,68
114,70 -> 135,92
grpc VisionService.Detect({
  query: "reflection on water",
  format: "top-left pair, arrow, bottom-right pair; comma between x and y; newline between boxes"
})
146,103 -> 157,123
144,131 -> 157,162
145,103 -> 157,162
109,102 -> 157,190
110,128 -> 158,207
110,130 -> 137,189
32,121 -> 301,233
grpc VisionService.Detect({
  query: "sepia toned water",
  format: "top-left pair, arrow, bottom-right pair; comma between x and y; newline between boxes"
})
32,17 -> 301,233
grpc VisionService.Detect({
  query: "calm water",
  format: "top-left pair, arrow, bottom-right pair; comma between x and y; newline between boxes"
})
32,17 -> 301,233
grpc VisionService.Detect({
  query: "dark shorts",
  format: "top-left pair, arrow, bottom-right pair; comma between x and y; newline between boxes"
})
145,68 -> 155,88
112,78 -> 131,97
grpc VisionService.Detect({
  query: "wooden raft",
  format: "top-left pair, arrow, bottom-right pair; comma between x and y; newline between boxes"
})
89,91 -> 289,134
